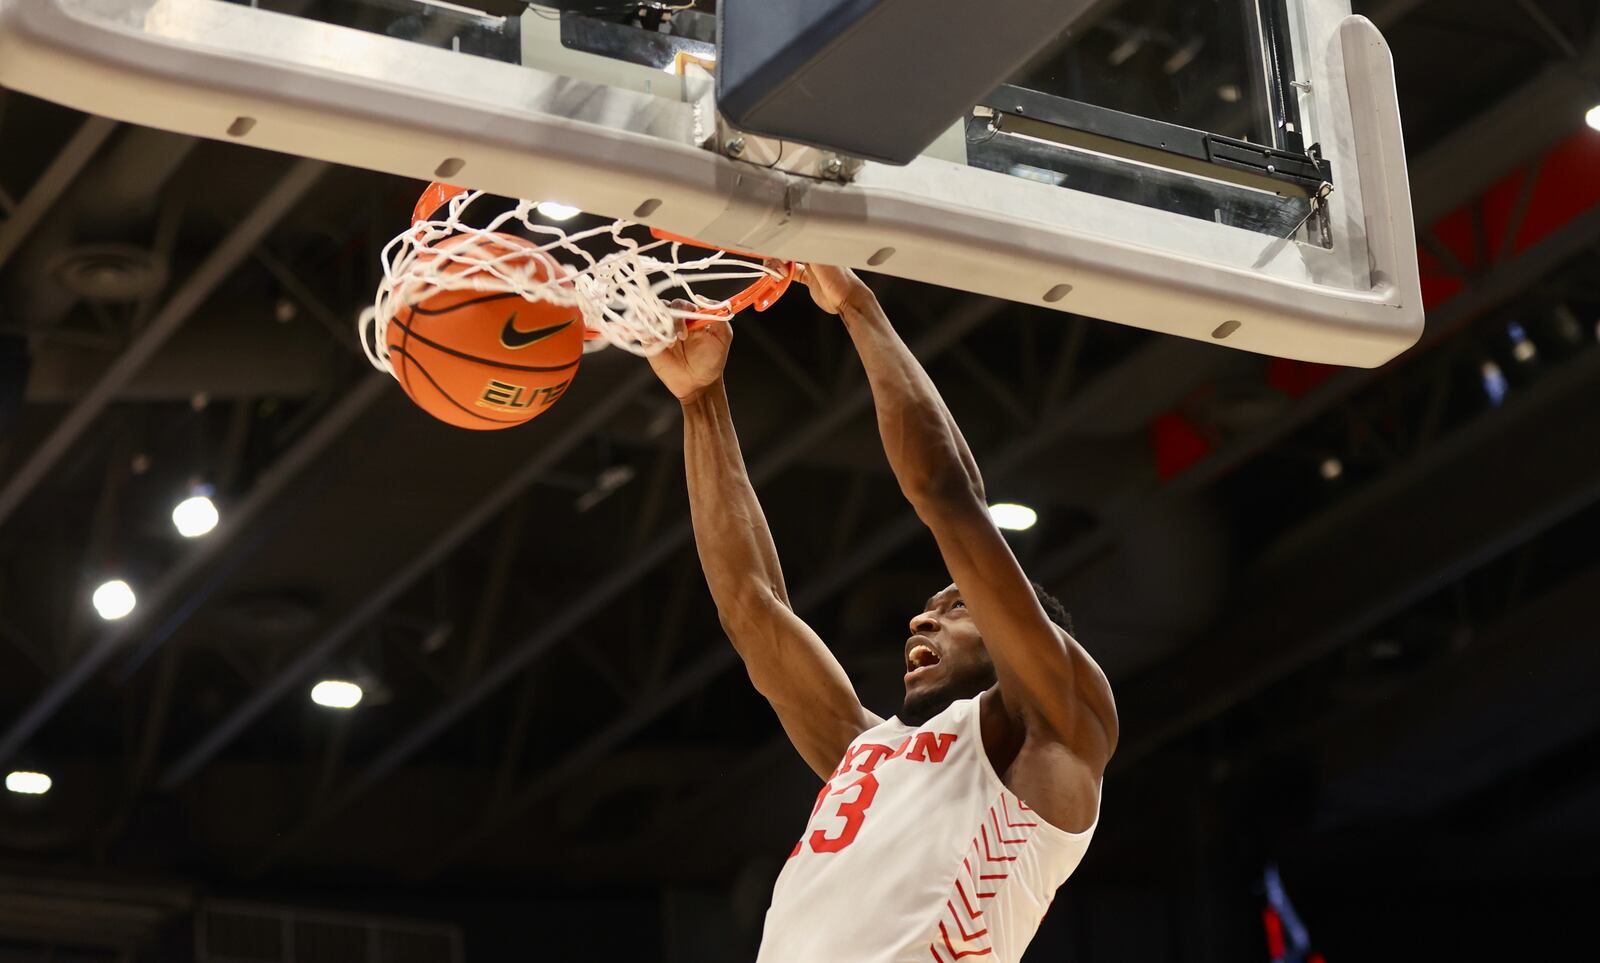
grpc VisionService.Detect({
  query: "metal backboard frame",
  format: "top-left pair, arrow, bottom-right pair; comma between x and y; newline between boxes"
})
0,0 -> 1422,366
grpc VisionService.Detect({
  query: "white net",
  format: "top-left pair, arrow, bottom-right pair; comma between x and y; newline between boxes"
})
361,189 -> 789,373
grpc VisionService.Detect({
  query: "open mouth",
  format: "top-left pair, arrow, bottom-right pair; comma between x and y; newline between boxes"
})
905,639 -> 942,677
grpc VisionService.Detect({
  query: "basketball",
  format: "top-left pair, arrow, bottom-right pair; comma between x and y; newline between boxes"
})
384,232 -> 584,431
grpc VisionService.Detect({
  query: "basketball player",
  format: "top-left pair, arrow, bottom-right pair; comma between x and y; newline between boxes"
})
648,266 -> 1117,962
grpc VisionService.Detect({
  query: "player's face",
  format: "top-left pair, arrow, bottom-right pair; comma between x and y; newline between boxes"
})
900,583 -> 996,725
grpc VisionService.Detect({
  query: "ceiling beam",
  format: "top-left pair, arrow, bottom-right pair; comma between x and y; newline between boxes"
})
1511,0 -> 1581,61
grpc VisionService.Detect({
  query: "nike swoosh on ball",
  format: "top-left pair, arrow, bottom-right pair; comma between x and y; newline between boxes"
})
499,314 -> 574,349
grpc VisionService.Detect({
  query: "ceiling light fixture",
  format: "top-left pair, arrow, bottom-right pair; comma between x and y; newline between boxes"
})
988,503 -> 1038,531
5,770 -> 52,795
535,201 -> 580,221
172,492 -> 220,538
310,679 -> 363,709
91,579 -> 136,620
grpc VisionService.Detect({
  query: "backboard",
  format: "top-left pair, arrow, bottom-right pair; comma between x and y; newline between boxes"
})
0,0 -> 1423,367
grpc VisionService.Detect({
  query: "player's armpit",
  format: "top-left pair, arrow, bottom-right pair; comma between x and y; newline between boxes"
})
999,728 -> 1106,835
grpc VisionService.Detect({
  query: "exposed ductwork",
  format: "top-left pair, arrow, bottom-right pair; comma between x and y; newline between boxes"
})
5,126 -> 197,333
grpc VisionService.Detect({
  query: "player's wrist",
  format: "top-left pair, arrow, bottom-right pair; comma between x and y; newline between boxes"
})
677,377 -> 727,409
838,280 -> 876,315
836,286 -> 885,331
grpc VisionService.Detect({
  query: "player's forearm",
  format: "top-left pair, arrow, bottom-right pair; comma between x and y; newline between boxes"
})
680,379 -> 791,620
838,291 -> 984,506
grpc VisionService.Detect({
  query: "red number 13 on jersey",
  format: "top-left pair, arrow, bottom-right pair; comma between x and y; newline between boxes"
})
791,772 -> 879,857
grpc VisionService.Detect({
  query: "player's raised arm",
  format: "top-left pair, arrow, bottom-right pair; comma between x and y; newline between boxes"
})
800,267 -> 1118,771
649,320 -> 881,778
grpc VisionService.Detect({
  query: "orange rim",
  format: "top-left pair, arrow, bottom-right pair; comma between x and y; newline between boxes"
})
410,182 -> 795,333
413,181 -> 469,225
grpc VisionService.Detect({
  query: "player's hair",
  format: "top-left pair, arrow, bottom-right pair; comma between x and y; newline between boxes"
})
1031,581 -> 1074,636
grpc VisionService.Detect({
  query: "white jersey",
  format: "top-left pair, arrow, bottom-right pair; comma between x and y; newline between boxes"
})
756,695 -> 1097,963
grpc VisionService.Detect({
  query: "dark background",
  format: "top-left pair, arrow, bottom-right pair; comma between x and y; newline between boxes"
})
2,0 -> 1599,960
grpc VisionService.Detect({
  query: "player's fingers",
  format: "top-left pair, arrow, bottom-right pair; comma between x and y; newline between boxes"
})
658,300 -> 691,341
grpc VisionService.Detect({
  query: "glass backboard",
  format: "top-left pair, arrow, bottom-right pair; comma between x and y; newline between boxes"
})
0,0 -> 1422,366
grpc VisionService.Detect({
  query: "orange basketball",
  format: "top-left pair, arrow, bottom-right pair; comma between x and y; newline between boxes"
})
385,233 -> 584,430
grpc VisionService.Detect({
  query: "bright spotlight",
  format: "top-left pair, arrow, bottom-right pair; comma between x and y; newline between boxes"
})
1587,104 -> 1600,132
172,494 -> 219,538
92,579 -> 136,621
310,679 -> 363,709
6,771 -> 52,795
988,503 -> 1038,531
535,201 -> 581,221
1319,457 -> 1344,481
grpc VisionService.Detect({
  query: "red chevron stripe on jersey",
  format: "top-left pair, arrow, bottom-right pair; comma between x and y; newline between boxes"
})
947,904 -> 989,942
938,920 -> 994,959
990,806 -> 1028,845
1000,795 -> 1038,829
964,855 -> 1005,894
928,791 -> 1045,961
